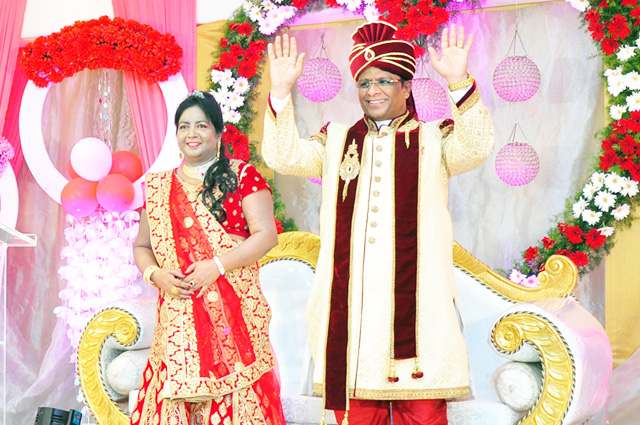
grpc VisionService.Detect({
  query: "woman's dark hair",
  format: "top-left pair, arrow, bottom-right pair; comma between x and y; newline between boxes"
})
175,91 -> 238,223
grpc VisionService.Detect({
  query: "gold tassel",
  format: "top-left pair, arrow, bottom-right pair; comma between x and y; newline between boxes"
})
319,411 -> 327,425
341,411 -> 349,425
412,357 -> 424,379
388,359 -> 399,382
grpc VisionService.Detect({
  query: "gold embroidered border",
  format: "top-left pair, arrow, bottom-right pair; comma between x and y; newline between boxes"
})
311,383 -> 469,400
454,89 -> 481,116
492,312 -> 575,425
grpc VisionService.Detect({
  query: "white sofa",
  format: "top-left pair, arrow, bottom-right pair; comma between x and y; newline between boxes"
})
77,231 -> 612,425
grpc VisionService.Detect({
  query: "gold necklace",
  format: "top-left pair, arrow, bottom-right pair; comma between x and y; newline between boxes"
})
182,157 -> 218,181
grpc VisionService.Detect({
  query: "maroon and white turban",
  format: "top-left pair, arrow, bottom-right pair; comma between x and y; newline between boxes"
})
348,21 -> 416,81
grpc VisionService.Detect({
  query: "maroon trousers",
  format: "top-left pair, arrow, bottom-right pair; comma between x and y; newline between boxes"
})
334,399 -> 447,425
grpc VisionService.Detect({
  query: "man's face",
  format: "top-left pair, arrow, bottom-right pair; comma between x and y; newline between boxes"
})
356,67 -> 411,122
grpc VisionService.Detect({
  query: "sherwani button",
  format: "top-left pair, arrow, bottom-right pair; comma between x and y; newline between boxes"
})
371,206 -> 378,212
370,222 -> 377,228
373,190 -> 380,197
374,176 -> 381,182
376,145 -> 383,152
375,161 -> 382,167
368,237 -> 375,244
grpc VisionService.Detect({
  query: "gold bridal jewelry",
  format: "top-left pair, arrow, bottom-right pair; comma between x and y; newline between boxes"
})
183,156 -> 218,181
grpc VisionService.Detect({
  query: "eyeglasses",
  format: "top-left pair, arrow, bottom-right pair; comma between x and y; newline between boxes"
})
356,79 -> 402,90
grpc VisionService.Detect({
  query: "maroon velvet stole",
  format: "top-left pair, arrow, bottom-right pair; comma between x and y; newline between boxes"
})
325,112 -> 420,411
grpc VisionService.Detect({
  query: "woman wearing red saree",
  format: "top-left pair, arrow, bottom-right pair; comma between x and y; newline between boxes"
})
131,91 -> 285,425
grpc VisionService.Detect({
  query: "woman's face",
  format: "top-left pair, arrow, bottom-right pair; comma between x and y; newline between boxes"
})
176,105 -> 219,165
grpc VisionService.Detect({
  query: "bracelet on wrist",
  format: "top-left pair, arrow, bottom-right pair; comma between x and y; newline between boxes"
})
143,265 -> 160,287
448,72 -> 474,91
213,256 -> 226,276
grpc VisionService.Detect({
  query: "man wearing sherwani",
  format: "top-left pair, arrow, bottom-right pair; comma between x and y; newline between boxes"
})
261,21 -> 495,425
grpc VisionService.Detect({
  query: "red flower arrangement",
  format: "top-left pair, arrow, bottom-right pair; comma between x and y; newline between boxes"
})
221,124 -> 251,162
21,16 -> 183,87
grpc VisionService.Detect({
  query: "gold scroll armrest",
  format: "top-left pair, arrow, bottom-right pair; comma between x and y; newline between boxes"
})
453,241 -> 578,302
77,308 -> 141,425
259,231 -> 320,269
492,311 -> 574,425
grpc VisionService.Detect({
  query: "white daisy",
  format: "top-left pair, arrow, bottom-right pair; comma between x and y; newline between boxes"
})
212,87 -> 230,105
219,69 -> 234,88
599,227 -> 615,237
605,172 -> 623,193
227,91 -> 245,109
583,182 -> 598,200
344,0 -> 363,11
608,76 -> 626,97
605,66 -> 623,78
625,71 -> 640,91
626,91 -> 640,112
594,191 -> 616,212
620,177 -> 639,197
591,172 -> 606,190
233,77 -> 250,94
617,46 -> 637,62
363,4 -> 380,21
612,204 -> 631,221
248,5 -> 263,22
582,209 -> 603,225
210,69 -> 223,84
610,104 -> 627,120
568,0 -> 589,11
226,110 -> 242,124
572,198 -> 589,219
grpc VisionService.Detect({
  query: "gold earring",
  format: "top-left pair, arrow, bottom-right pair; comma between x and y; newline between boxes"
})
179,151 -> 183,159
217,142 -> 221,158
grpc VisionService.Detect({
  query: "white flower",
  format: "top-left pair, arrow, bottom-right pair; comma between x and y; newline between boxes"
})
620,177 -> 639,197
219,69 -> 234,88
582,209 -> 603,225
594,191 -> 616,212
567,0 -> 589,11
605,172 -> 623,193
521,275 -> 541,288
262,0 -> 275,10
210,69 -> 223,84
617,46 -> 637,61
608,75 -> 626,97
591,172 -> 606,190
233,77 -> 250,94
572,198 -> 589,219
627,91 -> 640,112
610,104 -> 627,120
599,226 -> 615,237
626,71 -> 640,90
363,4 -> 380,21
227,91 -> 245,109
509,269 -> 526,284
248,5 -> 263,22
212,87 -> 230,105
605,66 -> 623,78
583,182 -> 598,200
343,0 -> 363,11
612,204 -> 631,220
225,109 -> 242,124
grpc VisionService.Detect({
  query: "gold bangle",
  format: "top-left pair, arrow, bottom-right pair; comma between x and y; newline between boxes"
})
448,72 -> 474,91
143,265 -> 160,286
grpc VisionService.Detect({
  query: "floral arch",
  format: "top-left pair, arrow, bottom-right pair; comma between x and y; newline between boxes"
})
210,0 -> 640,282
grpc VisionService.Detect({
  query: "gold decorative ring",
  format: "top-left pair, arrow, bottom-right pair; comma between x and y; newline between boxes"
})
170,287 -> 179,296
457,42 -> 464,47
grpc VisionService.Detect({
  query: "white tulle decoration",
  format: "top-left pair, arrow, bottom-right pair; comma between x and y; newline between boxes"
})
55,210 -> 142,365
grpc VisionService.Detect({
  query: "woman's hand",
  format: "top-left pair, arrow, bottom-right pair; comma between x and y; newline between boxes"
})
184,260 -> 221,298
152,268 -> 192,300
267,34 -> 305,99
427,24 -> 473,86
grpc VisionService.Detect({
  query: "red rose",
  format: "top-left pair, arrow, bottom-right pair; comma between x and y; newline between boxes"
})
542,236 -> 556,249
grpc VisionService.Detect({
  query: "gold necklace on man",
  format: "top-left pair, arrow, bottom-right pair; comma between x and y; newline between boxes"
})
182,156 -> 218,181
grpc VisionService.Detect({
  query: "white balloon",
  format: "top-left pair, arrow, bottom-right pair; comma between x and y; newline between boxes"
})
69,137 -> 113,182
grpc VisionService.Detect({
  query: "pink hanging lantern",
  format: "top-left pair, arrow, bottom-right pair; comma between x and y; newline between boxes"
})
493,56 -> 541,102
298,58 -> 342,102
412,78 -> 448,122
495,123 -> 540,187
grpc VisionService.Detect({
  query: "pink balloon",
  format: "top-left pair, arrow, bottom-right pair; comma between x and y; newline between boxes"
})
110,151 -> 143,182
69,137 -> 113,182
61,178 -> 99,218
97,174 -> 135,213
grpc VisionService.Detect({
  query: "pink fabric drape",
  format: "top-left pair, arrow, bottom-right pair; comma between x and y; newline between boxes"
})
111,0 -> 196,170
2,50 -> 27,173
0,0 -> 28,171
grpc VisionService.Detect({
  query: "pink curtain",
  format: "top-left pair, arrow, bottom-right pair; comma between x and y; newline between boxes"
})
111,0 -> 196,169
2,50 -> 27,173
0,0 -> 28,171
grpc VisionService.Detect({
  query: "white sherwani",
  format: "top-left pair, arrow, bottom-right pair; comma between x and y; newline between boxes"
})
262,90 -> 494,403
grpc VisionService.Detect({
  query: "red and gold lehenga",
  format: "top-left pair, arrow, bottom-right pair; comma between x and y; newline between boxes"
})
130,160 -> 285,425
